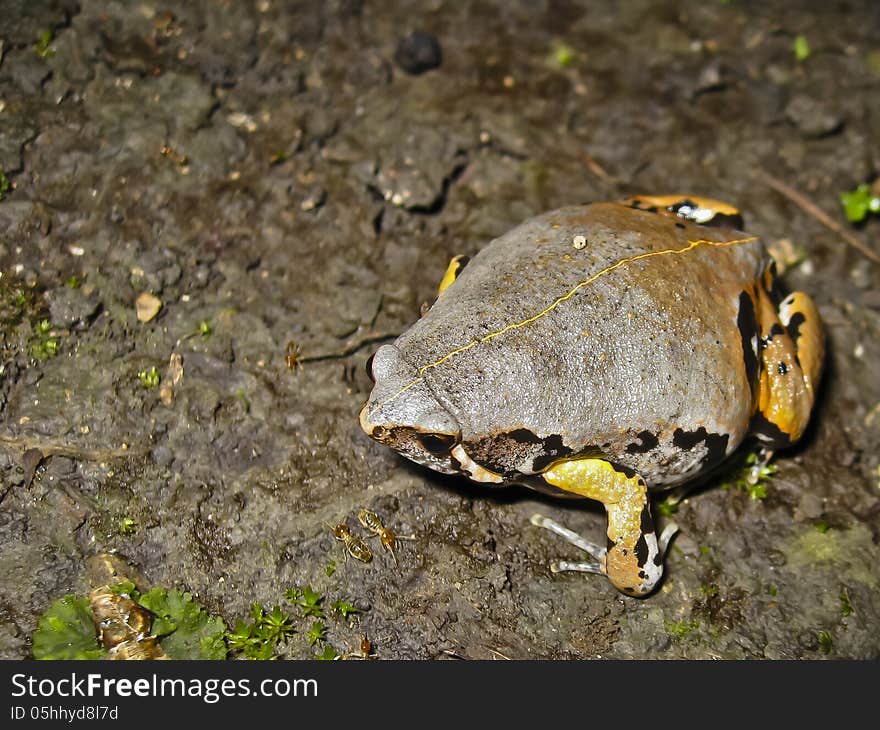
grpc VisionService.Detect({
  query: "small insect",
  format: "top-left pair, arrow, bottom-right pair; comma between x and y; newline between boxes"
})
357,509 -> 415,565
285,340 -> 303,370
342,634 -> 378,660
327,522 -> 373,563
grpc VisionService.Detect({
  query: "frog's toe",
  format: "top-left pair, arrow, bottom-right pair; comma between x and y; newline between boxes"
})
530,513 -> 606,564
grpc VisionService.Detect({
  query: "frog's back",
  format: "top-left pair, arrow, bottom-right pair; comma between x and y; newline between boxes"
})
396,201 -> 769,486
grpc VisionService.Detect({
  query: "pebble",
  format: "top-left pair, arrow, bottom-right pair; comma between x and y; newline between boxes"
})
394,31 -> 442,75
135,292 -> 162,323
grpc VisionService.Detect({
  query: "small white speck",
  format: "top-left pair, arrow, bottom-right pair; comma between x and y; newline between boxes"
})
854,343 -> 864,359
573,235 -> 587,249
69,245 -> 85,256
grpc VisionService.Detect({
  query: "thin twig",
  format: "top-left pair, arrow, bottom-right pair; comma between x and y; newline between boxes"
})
757,170 -> 879,264
299,330 -> 399,363
0,435 -> 147,462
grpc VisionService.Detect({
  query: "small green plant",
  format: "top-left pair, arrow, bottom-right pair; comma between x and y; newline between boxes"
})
135,587 -> 227,660
138,366 -> 160,388
839,588 -> 853,618
0,170 -> 9,201
66,276 -> 81,289
817,630 -> 833,654
331,599 -> 360,619
793,35 -> 811,62
32,595 -> 106,660
35,29 -> 55,58
226,603 -> 296,660
30,319 -> 60,361
306,621 -> 328,646
199,320 -> 212,337
665,618 -> 699,640
291,585 -> 324,618
260,605 -> 296,645
315,644 -> 339,660
657,498 -> 679,517
119,516 -> 138,535
722,450 -> 776,500
839,183 -> 880,224
325,559 -> 337,577
550,40 -> 575,69
814,520 -> 831,534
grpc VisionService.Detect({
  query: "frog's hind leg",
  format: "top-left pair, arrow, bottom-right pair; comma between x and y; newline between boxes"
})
530,514 -> 678,578
752,288 -> 825,449
535,458 -> 673,596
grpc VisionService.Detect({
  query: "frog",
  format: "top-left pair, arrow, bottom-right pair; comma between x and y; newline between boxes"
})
359,195 -> 824,596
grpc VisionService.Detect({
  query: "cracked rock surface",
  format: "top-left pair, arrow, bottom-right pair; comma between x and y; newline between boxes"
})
1,0 -> 878,659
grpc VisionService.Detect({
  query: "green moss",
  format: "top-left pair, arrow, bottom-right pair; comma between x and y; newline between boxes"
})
839,588 -> 853,618
817,630 -> 833,654
665,618 -> 699,640
35,29 -> 55,58
0,170 -> 9,201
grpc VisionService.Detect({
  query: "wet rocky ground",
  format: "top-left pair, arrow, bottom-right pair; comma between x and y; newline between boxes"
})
0,0 -> 878,660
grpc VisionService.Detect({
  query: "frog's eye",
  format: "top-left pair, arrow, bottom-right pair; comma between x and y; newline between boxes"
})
417,432 -> 457,455
365,353 -> 376,383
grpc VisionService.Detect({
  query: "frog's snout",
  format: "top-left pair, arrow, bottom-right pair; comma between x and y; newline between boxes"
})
359,345 -> 462,474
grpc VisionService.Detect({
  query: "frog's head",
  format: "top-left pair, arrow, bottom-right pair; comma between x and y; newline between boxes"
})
360,344 -> 464,476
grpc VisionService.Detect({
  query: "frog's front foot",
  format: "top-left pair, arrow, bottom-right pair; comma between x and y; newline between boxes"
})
531,513 -> 678,595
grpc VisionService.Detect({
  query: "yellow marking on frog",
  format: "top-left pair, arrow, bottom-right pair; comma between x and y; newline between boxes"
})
368,235 -> 757,417
542,458 -> 646,547
627,194 -> 741,217
437,255 -> 469,296
754,288 -> 824,443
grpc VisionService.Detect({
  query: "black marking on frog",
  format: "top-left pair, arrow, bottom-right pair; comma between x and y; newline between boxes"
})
675,222 -> 686,229
672,427 -> 730,469
786,311 -> 806,342
639,502 -> 653,535
634,532 -> 649,568
750,411 -> 792,448
737,290 -> 760,395
452,255 -> 470,277
614,462 -> 639,480
701,212 -> 744,229
465,428 -> 577,477
626,430 -> 659,454
627,200 -> 658,213
763,323 -> 786,349
778,361 -> 788,375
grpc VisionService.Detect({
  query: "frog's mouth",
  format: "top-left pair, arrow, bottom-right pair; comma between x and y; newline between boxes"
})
360,344 -> 463,476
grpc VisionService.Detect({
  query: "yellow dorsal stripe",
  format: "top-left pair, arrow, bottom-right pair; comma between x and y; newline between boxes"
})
368,236 -> 757,417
